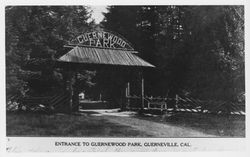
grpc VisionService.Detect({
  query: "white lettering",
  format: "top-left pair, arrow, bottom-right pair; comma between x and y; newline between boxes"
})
108,33 -> 114,40
77,35 -> 84,43
110,40 -> 116,48
121,41 -> 127,47
103,38 -> 109,48
87,33 -> 92,40
97,32 -> 103,38
103,32 -> 108,40
89,39 -> 95,46
112,36 -> 118,43
96,39 -> 102,47
92,32 -> 97,39
83,34 -> 88,41
75,31 -> 132,50
117,38 -> 123,45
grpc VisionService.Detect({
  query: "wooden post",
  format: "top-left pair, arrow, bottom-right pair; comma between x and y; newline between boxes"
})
125,85 -> 128,97
140,72 -> 144,110
127,82 -> 130,96
72,72 -> 80,112
99,93 -> 102,101
127,82 -> 130,109
67,71 -> 74,113
175,94 -> 178,112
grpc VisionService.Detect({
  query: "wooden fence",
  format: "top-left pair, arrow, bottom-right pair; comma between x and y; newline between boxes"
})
18,92 -> 70,112
126,95 -> 245,115
176,95 -> 245,115
8,93 -> 245,115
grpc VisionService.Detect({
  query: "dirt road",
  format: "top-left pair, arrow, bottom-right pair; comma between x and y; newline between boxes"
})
81,109 -> 216,137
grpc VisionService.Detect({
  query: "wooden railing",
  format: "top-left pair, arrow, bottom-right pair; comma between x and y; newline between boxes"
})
49,92 -> 70,111
125,94 -> 245,115
19,92 -> 70,112
21,96 -> 51,111
176,95 -> 245,115
144,97 -> 167,111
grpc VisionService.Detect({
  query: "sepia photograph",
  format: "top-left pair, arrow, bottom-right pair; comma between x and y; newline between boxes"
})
4,4 -> 246,152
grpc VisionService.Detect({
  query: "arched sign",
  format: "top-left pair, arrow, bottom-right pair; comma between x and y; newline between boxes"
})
68,30 -> 134,51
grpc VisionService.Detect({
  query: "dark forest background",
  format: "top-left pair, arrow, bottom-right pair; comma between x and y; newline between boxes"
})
6,6 -> 244,106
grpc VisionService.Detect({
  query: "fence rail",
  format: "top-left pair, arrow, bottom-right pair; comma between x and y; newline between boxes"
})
15,92 -> 70,112
126,94 -> 245,115
8,93 -> 245,115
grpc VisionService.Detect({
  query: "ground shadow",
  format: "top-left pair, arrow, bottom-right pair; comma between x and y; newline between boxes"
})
136,112 -> 245,137
6,111 -> 152,137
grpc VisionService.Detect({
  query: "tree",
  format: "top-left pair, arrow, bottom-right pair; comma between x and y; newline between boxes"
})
101,5 -> 244,102
6,6 -> 95,99
101,6 -> 161,98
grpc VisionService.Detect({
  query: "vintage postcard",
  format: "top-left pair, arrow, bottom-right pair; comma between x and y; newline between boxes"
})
1,0 -> 249,155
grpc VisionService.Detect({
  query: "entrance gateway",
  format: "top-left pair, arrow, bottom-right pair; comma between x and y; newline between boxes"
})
56,29 -> 155,113
75,31 -> 134,50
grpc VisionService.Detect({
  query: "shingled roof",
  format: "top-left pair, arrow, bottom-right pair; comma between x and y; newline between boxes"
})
57,46 -> 155,68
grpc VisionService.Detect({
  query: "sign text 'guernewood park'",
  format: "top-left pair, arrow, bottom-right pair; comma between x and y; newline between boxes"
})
72,31 -> 134,50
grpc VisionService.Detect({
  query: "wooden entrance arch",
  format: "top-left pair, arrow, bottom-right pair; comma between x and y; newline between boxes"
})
56,29 -> 155,113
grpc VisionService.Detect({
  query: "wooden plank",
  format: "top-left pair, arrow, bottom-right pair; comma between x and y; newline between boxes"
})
51,92 -> 70,110
58,47 -> 155,67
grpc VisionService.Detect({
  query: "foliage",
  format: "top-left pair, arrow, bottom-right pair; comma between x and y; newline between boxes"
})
6,6 -> 244,107
6,6 -> 94,99
101,6 -> 244,102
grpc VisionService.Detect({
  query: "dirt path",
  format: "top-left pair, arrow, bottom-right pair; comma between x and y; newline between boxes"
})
105,116 -> 216,137
82,109 -> 216,137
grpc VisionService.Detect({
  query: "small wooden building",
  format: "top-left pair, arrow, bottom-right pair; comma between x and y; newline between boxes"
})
56,29 -> 155,112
